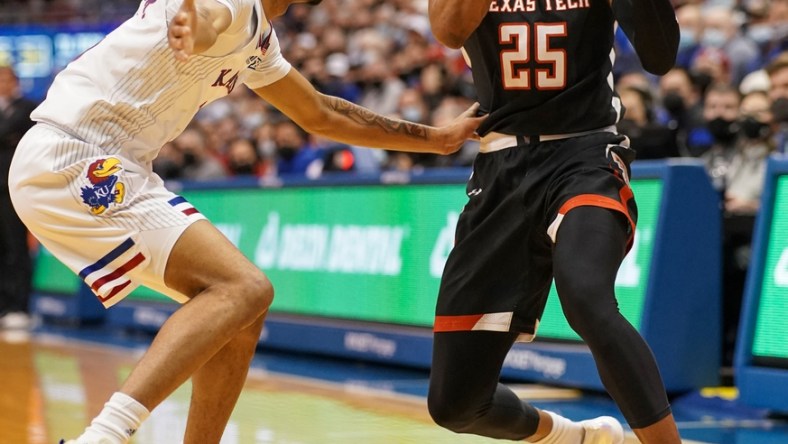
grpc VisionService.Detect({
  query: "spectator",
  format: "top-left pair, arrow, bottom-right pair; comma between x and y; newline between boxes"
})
0,66 -> 37,329
357,53 -> 407,117
745,0 -> 788,63
152,142 -> 185,181
767,51 -> 788,153
274,119 -> 324,177
659,67 -> 706,156
691,46 -> 732,88
617,86 -> 679,159
724,90 -> 773,215
387,88 -> 433,168
226,138 -> 268,177
321,145 -> 357,173
700,5 -> 760,85
675,4 -> 703,70
701,83 -> 743,189
174,126 -> 227,181
319,53 -> 361,102
429,97 -> 479,167
253,121 -> 279,171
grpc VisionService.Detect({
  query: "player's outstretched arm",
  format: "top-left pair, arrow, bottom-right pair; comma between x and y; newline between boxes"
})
254,68 -> 484,155
613,0 -> 679,75
428,0 -> 490,49
168,0 -> 233,62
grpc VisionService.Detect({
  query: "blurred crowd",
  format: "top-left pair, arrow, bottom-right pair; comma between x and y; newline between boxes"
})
153,0 -> 484,182
2,0 -> 787,211
173,0 -> 785,217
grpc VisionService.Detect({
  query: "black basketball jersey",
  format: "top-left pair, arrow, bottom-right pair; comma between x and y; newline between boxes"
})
464,0 -> 624,136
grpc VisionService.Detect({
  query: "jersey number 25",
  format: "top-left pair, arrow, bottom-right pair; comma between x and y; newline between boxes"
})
499,22 -> 567,90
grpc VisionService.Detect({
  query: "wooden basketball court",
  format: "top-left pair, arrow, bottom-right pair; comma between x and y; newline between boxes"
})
1,328 -> 787,443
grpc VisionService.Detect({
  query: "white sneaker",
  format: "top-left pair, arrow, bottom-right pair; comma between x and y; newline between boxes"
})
580,416 -> 624,444
0,312 -> 32,330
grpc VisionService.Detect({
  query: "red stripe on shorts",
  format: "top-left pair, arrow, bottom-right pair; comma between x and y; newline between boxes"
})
434,314 -> 485,332
99,280 -> 133,302
90,252 -> 146,293
558,193 -> 636,250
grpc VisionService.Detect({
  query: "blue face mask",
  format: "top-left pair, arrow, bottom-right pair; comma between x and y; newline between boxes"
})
701,29 -> 727,48
679,28 -> 697,51
401,106 -> 424,123
747,24 -> 774,44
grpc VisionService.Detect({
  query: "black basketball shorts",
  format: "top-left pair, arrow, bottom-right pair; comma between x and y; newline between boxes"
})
434,131 -> 637,339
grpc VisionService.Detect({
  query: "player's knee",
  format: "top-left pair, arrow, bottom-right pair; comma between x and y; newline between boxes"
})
248,275 -> 274,314
428,393 -> 478,433
235,273 -> 274,319
556,278 -> 615,338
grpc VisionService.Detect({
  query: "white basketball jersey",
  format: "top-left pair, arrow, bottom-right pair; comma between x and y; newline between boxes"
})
32,0 -> 291,165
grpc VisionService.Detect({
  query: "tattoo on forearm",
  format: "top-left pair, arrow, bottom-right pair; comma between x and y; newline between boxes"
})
325,96 -> 428,140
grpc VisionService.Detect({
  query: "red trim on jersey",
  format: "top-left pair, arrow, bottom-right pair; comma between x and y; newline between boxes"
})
182,207 -> 200,216
434,314 -> 485,332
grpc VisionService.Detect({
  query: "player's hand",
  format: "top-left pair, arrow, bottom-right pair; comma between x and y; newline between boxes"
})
435,102 -> 486,155
168,0 -> 197,62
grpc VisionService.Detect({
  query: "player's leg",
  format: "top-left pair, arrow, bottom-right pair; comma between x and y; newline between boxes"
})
181,316 -> 264,444
429,331 -> 624,442
428,330 -> 543,440
115,220 -> 271,443
553,206 -> 680,443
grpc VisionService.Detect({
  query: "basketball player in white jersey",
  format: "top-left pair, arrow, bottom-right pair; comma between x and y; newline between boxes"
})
8,0 -> 483,443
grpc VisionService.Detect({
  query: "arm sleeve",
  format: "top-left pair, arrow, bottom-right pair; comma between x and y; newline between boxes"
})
612,0 -> 679,75
243,28 -> 293,89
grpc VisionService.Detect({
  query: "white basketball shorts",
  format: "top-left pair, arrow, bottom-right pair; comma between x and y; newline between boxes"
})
8,123 -> 206,308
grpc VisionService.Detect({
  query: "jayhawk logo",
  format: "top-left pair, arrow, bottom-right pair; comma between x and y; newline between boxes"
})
80,157 -> 126,215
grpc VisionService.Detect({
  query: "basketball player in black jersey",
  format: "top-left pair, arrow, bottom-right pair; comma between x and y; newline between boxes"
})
426,0 -> 681,442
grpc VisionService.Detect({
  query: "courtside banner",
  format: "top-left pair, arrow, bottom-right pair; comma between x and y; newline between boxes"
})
34,179 -> 660,334
33,162 -> 721,391
737,157 -> 788,412
750,174 -> 788,362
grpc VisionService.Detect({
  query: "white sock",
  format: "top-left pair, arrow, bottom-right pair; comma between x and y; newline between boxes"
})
77,392 -> 150,444
529,411 -> 584,444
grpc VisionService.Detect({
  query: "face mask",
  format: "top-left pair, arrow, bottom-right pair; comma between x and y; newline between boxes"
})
182,151 -> 198,167
707,117 -> 739,143
243,113 -> 265,130
231,162 -> 256,175
771,97 -> 788,123
691,70 -> 713,93
662,92 -> 685,115
701,29 -> 727,48
401,106 -> 423,122
258,140 -> 276,157
153,159 -> 180,179
740,116 -> 770,139
679,28 -> 697,51
747,25 -> 774,44
278,146 -> 300,161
